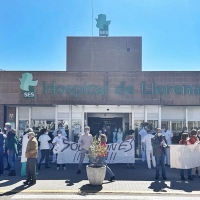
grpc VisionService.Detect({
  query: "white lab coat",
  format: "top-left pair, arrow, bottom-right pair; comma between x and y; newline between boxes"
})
21,133 -> 29,163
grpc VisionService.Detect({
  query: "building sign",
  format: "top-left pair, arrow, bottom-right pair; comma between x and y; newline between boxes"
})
96,14 -> 111,37
19,72 -> 38,98
18,73 -> 200,99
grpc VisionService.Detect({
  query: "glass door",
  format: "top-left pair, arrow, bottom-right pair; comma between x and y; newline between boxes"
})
171,121 -> 183,144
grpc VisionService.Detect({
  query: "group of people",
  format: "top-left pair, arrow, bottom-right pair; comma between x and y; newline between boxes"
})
139,122 -> 200,180
0,123 -> 116,184
1,121 -> 200,185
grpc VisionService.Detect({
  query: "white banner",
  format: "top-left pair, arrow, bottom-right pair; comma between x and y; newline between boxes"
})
170,144 -> 200,169
53,139 -> 135,164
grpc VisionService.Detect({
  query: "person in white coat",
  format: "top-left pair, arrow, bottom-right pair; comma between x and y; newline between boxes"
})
141,129 -> 156,169
116,128 -> 125,143
162,125 -> 173,166
113,128 -> 118,143
38,128 -> 51,170
52,124 -> 67,138
52,130 -> 68,170
20,128 -> 33,177
52,124 -> 67,163
139,122 -> 148,162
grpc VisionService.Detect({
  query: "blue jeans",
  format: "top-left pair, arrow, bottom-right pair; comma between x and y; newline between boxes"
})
8,150 -> 15,170
0,150 -> 4,174
180,169 -> 192,177
99,156 -> 114,178
155,154 -> 166,177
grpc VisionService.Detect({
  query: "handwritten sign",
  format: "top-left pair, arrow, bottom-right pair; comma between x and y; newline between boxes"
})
170,144 -> 200,169
53,139 -> 135,164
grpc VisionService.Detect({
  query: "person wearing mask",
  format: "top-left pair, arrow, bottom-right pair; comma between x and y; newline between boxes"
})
142,129 -> 156,169
23,132 -> 38,186
52,124 -> 67,138
98,134 -> 115,181
151,128 -> 169,180
7,129 -> 18,176
52,130 -> 68,171
113,128 -> 118,143
52,124 -> 67,163
162,125 -> 173,167
21,128 -> 33,177
38,128 -> 52,170
179,132 -> 193,180
124,130 -> 135,169
189,129 -> 200,178
0,128 -> 6,176
116,128 -> 125,143
4,123 -> 12,171
76,126 -> 93,174
139,122 -> 148,162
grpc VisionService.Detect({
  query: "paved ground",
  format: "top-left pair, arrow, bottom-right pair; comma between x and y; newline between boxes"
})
0,159 -> 200,199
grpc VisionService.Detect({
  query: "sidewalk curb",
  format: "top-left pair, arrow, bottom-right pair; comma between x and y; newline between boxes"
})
0,190 -> 200,195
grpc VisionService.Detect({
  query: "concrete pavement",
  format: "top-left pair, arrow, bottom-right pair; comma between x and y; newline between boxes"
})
0,160 -> 200,197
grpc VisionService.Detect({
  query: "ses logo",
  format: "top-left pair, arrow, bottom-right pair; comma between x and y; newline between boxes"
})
19,73 -> 38,98
95,14 -> 111,37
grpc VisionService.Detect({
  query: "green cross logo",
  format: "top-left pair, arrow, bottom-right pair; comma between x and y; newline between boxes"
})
96,14 -> 111,36
19,73 -> 38,98
19,72 -> 38,91
96,14 -> 111,29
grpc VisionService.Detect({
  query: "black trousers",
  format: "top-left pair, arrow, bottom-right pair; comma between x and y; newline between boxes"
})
39,149 -> 50,167
26,158 -> 36,183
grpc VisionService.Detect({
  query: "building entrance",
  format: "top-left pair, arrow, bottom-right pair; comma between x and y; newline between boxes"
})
88,117 -> 123,143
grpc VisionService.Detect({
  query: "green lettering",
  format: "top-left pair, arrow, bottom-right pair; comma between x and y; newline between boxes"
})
166,86 -> 173,94
105,82 -> 108,94
193,86 -> 200,95
116,82 -> 125,95
56,86 -> 65,94
73,86 -> 83,98
43,82 -> 55,94
96,86 -> 104,95
66,86 -> 72,94
183,85 -> 193,95
156,86 -> 165,95
84,82 -> 88,94
173,86 -> 182,94
142,82 -> 152,94
88,85 -> 95,94
126,86 -> 134,94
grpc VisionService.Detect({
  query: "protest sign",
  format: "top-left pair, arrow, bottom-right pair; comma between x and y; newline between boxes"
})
53,139 -> 135,164
170,144 -> 200,169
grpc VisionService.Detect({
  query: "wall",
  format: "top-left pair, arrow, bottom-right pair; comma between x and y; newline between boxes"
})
67,37 -> 142,72
1,71 -> 200,106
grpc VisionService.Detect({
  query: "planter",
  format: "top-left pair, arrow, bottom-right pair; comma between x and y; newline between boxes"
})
86,165 -> 106,186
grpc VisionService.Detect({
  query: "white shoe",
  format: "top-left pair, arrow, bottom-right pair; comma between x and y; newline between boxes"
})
56,167 -> 59,171
63,167 -> 66,170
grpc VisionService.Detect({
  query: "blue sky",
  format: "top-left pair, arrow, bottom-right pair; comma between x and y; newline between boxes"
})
0,0 -> 199,71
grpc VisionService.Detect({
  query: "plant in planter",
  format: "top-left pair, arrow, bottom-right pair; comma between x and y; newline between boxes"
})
85,136 -> 107,186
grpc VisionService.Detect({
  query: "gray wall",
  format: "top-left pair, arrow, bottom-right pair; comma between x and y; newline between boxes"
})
67,37 -> 142,72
